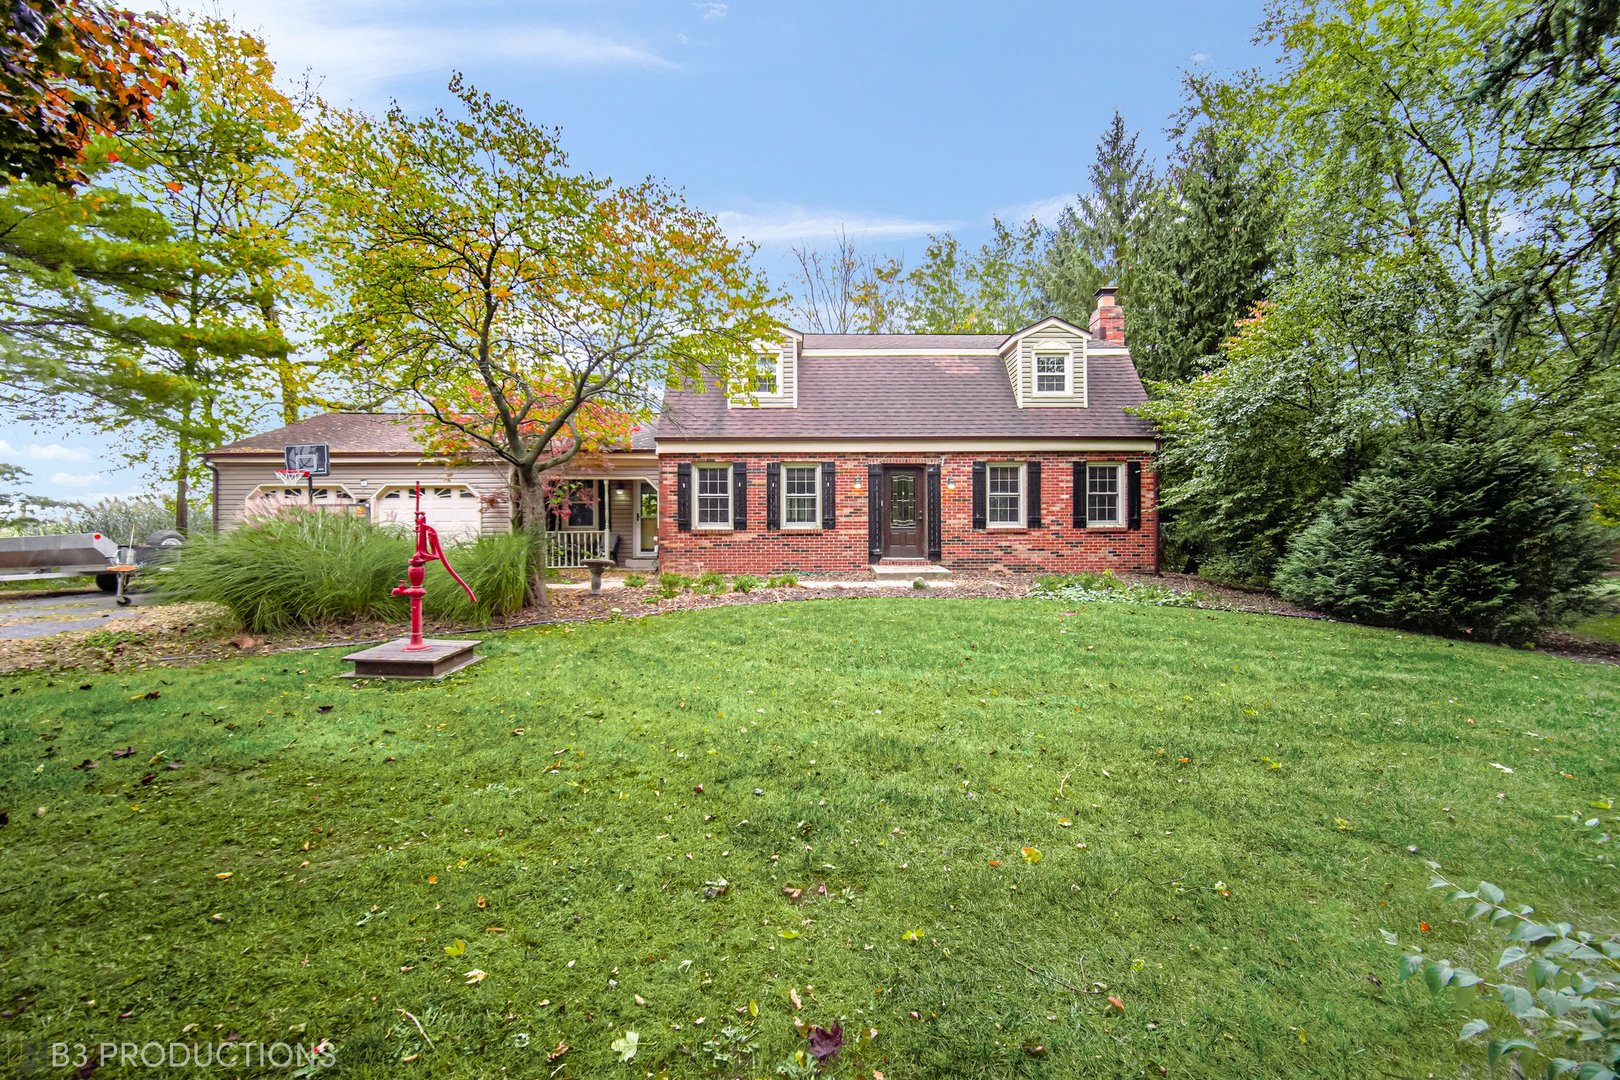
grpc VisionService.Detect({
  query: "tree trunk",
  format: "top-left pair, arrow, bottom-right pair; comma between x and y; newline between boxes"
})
514,463 -> 550,610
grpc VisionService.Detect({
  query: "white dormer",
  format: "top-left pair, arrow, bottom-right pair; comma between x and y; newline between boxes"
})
728,328 -> 801,409
999,316 -> 1090,408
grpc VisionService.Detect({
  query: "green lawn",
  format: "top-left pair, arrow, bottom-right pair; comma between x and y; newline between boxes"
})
0,600 -> 1614,1077
1575,610 -> 1620,645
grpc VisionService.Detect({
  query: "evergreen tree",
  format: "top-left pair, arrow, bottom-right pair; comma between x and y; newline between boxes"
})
1040,111 -> 1154,324
1130,122 -> 1284,383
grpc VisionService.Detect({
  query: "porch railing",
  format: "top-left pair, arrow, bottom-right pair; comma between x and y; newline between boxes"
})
548,530 -> 610,568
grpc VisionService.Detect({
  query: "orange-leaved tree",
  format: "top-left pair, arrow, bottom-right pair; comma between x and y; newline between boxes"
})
313,76 -> 781,600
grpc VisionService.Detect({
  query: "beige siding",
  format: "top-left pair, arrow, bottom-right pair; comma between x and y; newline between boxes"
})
211,458 -> 508,534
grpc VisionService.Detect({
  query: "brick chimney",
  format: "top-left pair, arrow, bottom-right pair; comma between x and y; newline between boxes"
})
1089,285 -> 1124,345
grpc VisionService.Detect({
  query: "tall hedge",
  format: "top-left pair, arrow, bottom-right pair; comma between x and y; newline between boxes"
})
1274,431 -> 1611,642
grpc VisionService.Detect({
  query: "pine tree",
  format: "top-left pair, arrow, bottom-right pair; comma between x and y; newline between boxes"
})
1129,123 -> 1283,383
1039,111 -> 1154,324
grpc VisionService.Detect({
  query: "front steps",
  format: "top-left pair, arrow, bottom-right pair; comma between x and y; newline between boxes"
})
870,561 -> 953,581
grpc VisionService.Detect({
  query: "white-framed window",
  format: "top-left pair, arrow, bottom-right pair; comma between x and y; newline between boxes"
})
1034,352 -> 1069,395
987,463 -> 1024,527
1086,463 -> 1124,526
695,463 -> 732,528
752,353 -> 780,395
782,463 -> 820,528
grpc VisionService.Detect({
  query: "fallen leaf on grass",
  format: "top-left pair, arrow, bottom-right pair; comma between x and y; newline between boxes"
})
72,759 -> 97,771
444,939 -> 466,957
778,929 -> 799,940
316,705 -> 334,714
807,1023 -> 843,1061
902,929 -> 925,942
110,747 -> 135,759
476,895 -> 487,910
214,872 -> 233,880
464,969 -> 487,985
789,987 -> 803,1010
1107,995 -> 1125,1013
548,1040 -> 570,1062
609,1031 -> 638,1062
1020,847 -> 1042,864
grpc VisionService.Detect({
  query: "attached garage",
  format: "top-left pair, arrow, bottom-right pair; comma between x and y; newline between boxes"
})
245,484 -> 360,517
374,485 -> 484,541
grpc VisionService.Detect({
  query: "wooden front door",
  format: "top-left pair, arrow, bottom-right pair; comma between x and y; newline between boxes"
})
881,467 -> 925,558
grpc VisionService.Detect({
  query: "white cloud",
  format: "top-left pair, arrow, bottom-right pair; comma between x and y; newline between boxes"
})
1189,50 -> 1210,65
49,471 -> 103,488
694,2 -> 729,18
675,31 -> 690,45
716,202 -> 960,245
996,192 -> 1072,228
185,0 -> 678,104
0,438 -> 95,464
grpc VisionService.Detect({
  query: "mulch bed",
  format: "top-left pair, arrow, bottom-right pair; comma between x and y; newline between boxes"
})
2,572 -> 1613,673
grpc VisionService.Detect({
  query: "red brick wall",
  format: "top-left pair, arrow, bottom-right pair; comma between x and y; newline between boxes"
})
657,451 -> 1158,576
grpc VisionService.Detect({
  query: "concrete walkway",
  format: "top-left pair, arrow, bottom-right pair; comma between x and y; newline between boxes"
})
548,577 -> 961,593
0,592 -> 152,639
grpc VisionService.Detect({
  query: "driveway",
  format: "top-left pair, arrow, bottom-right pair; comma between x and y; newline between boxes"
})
0,592 -> 155,639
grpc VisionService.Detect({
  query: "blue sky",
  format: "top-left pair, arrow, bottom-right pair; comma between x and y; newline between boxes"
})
4,0 -> 1270,505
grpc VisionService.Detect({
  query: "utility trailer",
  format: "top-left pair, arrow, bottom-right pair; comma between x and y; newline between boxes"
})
0,531 -> 182,605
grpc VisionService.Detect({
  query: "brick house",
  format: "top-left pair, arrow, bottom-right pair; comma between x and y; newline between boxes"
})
655,289 -> 1158,576
206,289 -> 1157,577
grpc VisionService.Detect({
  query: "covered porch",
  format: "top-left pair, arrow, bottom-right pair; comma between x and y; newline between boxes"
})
545,471 -> 660,570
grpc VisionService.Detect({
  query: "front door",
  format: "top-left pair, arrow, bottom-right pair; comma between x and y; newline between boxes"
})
882,467 -> 925,558
635,481 -> 659,557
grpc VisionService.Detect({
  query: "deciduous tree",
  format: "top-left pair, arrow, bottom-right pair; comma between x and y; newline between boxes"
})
313,77 -> 780,600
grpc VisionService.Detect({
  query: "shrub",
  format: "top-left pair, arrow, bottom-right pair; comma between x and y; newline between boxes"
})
623,574 -> 647,588
1387,831 -> 1618,1078
766,573 -> 798,588
912,578 -> 929,589
1274,429 -> 1612,642
160,512 -> 528,631
694,571 -> 727,595
731,574 -> 761,593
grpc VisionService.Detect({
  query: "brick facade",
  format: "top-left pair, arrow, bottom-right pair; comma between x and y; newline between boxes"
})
657,451 -> 1158,576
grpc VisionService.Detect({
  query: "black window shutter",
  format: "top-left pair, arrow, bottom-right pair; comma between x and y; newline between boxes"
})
766,462 -> 780,530
926,464 -> 942,561
1026,461 -> 1042,528
867,464 -> 882,560
1127,461 -> 1142,530
732,462 -> 748,530
676,463 -> 692,531
821,463 -> 836,530
1072,461 -> 1087,527
971,461 -> 986,530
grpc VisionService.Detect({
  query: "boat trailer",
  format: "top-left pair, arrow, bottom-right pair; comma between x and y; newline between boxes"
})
0,531 -> 182,605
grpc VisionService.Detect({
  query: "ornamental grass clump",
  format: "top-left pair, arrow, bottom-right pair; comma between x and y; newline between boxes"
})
161,511 -> 528,631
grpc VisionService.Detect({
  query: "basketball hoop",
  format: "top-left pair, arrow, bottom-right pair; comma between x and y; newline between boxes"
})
274,468 -> 310,485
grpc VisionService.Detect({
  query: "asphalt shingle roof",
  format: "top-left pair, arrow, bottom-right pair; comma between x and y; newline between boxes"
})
658,336 -> 1155,441
207,413 -> 658,455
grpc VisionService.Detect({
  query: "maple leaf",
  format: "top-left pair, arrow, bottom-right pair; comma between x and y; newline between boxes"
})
807,1023 -> 843,1061
1107,995 -> 1124,1013
1020,846 -> 1042,864
610,1031 -> 638,1062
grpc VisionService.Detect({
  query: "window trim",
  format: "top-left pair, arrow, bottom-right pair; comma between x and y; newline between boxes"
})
693,462 -> 734,530
1032,350 -> 1071,396
779,461 -> 821,530
985,461 -> 1026,529
1084,461 -> 1126,528
752,352 -> 781,396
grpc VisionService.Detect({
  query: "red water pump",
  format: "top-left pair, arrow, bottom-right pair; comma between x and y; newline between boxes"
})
392,482 -> 476,651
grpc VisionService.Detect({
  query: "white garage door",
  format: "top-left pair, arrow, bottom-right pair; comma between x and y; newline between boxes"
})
375,486 -> 483,541
246,485 -> 356,517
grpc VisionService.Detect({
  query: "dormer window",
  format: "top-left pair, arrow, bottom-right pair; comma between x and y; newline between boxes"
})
1034,353 -> 1069,395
